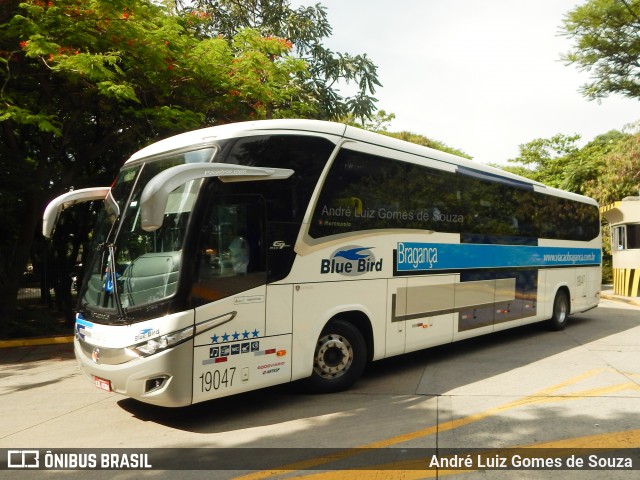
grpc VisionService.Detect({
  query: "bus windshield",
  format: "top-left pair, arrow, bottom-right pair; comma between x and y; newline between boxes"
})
79,148 -> 216,321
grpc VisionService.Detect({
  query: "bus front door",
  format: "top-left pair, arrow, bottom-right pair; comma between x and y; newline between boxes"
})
189,195 -> 290,402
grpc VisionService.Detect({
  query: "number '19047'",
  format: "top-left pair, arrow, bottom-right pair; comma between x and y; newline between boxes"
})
200,367 -> 236,392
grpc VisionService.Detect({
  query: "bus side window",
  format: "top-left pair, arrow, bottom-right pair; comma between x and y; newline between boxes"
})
189,195 -> 266,306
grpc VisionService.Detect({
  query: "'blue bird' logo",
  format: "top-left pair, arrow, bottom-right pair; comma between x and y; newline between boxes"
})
321,245 -> 382,276
333,247 -> 373,261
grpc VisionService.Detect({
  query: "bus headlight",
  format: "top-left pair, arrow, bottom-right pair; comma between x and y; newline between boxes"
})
132,326 -> 194,357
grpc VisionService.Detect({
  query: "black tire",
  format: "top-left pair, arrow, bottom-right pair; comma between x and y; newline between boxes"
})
548,289 -> 570,331
302,319 -> 367,394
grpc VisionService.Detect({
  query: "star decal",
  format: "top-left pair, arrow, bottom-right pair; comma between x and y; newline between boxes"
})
212,330 -> 260,343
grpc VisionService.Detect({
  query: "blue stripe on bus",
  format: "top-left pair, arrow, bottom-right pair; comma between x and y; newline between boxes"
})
76,318 -> 94,328
395,242 -> 601,272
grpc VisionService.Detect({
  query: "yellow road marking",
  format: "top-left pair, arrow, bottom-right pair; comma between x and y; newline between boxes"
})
232,369 -> 640,480
290,428 -> 640,480
0,335 -> 74,349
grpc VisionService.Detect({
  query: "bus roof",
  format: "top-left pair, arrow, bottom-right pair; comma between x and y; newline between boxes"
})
127,119 -> 347,162
127,119 -> 597,206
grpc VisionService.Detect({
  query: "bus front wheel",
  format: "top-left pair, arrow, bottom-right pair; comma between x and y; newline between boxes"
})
548,289 -> 569,331
303,319 -> 367,393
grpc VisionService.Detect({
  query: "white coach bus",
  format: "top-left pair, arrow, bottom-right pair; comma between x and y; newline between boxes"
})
43,119 -> 601,407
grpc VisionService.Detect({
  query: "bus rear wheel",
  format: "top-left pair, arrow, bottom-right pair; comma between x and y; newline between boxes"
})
548,289 -> 569,331
303,319 -> 367,393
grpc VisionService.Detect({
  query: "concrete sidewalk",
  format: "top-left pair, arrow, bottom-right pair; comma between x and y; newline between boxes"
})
600,284 -> 640,307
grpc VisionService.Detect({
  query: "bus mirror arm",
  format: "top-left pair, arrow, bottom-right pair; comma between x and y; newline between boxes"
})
42,187 -> 112,238
139,163 -> 294,232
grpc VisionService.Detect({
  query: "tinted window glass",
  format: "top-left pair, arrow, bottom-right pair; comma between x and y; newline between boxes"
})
211,135 -> 336,282
615,223 -> 640,250
310,147 -> 599,242
309,150 -> 411,236
628,225 -> 640,249
309,149 -> 466,237
189,195 -> 266,306
223,135 -> 336,223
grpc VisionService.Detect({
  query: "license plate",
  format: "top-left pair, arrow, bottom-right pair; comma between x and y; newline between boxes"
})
93,376 -> 111,392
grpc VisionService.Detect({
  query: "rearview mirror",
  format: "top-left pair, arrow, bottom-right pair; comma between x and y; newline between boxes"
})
43,187 -> 111,238
139,163 -> 294,231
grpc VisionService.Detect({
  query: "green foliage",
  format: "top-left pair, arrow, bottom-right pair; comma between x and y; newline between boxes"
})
3,1 -> 325,143
502,134 -> 582,188
362,110 -> 396,132
186,0 -> 381,122
382,131 -> 472,159
0,105 -> 61,134
338,110 -> 473,159
502,128 -> 639,205
585,130 -> 640,204
95,81 -> 139,103
337,110 -> 396,131
0,0 -> 380,318
562,0 -> 640,100
570,129 -> 629,198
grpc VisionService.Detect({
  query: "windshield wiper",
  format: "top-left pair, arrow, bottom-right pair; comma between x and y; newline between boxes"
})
106,243 -> 127,321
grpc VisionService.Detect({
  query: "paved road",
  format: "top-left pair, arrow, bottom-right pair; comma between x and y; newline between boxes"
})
1,298 -> 639,479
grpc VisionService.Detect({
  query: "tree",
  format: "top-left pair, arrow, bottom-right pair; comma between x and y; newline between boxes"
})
381,131 -> 472,159
341,109 -> 397,132
562,0 -> 640,100
502,134 -> 582,188
337,110 -> 473,158
502,129 -> 636,203
585,130 -> 640,204
570,129 -> 629,198
1,0 -> 353,319
184,0 -> 382,121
